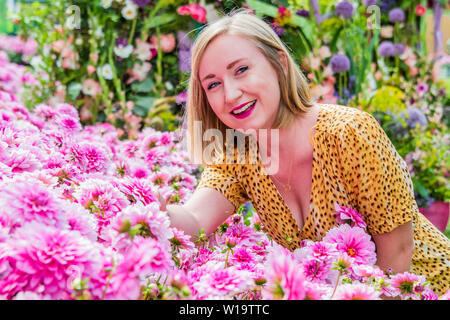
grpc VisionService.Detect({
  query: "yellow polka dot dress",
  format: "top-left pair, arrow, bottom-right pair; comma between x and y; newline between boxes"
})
197,103 -> 450,295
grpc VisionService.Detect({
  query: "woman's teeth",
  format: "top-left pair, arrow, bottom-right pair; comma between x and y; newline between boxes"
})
232,101 -> 256,115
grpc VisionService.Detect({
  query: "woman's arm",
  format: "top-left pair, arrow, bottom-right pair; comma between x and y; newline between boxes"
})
373,220 -> 415,273
162,187 -> 236,240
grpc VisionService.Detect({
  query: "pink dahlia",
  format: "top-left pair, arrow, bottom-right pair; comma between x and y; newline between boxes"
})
192,264 -> 254,299
390,272 -> 426,298
304,281 -> 330,300
110,203 -> 173,252
333,202 -> 367,229
2,148 -> 40,173
0,180 -> 67,229
323,224 -> 376,265
264,245 -> 306,300
73,179 -> 128,229
119,177 -> 157,205
301,257 -> 332,283
68,142 -> 110,174
57,115 -> 81,134
0,223 -> 103,299
107,237 -> 173,299
333,283 -> 381,300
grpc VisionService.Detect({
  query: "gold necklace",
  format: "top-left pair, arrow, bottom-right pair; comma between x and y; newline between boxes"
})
270,124 -> 297,192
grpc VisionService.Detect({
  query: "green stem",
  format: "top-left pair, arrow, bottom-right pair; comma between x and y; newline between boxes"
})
128,17 -> 137,45
108,34 -> 128,119
141,0 -> 168,41
224,249 -> 230,269
339,72 -> 343,101
330,269 -> 342,299
155,26 -> 163,93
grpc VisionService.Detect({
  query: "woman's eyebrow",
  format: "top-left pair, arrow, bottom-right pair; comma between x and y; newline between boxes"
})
201,58 -> 247,82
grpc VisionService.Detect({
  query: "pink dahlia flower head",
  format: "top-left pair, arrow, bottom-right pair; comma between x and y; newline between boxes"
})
333,283 -> 381,300
263,244 -> 306,300
333,202 -> 367,229
323,224 -> 376,266
119,177 -> 157,205
0,222 -> 105,300
67,142 -> 112,174
191,264 -> 254,299
106,237 -> 173,300
0,180 -> 68,229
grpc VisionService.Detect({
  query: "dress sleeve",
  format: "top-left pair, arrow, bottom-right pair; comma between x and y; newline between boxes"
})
196,164 -> 250,210
341,111 -> 417,235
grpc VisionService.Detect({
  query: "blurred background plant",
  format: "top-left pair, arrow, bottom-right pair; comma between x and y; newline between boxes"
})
0,0 -> 449,225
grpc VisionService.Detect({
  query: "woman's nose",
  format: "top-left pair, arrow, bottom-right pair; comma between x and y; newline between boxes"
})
224,80 -> 242,105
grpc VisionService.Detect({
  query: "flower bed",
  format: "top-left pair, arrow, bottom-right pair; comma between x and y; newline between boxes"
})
0,61 -> 448,300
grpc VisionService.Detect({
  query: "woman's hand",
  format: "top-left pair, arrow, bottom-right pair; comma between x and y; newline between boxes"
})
155,191 -> 167,211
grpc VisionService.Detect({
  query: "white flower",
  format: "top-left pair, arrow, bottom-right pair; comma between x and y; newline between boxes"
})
101,0 -> 113,9
114,44 -> 134,59
94,26 -> 104,38
99,64 -> 113,80
121,3 -> 137,20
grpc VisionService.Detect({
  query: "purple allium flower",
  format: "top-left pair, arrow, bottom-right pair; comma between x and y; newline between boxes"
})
178,49 -> 191,72
131,0 -> 152,7
329,54 -> 350,73
296,9 -> 310,18
335,1 -> 354,19
388,8 -> 405,22
177,31 -> 192,51
380,0 -> 395,13
271,23 -> 284,37
115,37 -> 128,48
377,41 -> 395,57
393,43 -> 405,56
363,0 -> 378,6
398,108 -> 428,129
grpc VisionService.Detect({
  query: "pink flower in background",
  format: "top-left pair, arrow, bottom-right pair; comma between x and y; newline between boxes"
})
134,39 -> 154,61
333,202 -> 367,229
416,81 -> 429,97
333,283 -> 381,300
151,33 -> 176,53
323,224 -> 376,266
82,79 -> 101,97
177,4 -> 207,23
126,62 -> 151,84
318,46 -> 331,59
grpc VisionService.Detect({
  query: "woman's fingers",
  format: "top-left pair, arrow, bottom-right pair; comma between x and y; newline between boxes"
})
155,191 -> 167,211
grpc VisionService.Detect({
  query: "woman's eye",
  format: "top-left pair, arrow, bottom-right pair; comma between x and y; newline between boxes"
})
207,66 -> 248,90
207,82 -> 219,90
237,66 -> 248,74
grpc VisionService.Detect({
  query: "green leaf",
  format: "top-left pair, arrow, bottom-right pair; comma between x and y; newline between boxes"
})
67,82 -> 83,101
413,177 -> 429,199
130,95 -> 157,117
144,13 -> 177,29
130,77 -> 155,93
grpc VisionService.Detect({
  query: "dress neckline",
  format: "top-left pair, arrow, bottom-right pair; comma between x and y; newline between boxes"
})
256,103 -> 325,237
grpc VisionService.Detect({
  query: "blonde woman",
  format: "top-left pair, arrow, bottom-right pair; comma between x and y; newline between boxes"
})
162,9 -> 450,295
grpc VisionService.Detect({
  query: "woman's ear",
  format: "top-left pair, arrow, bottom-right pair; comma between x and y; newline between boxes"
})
278,51 -> 288,77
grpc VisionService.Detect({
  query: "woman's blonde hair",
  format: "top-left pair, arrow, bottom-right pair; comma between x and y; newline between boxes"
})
183,8 -> 314,165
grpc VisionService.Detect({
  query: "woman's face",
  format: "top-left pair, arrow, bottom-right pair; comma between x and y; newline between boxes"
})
199,34 -> 286,133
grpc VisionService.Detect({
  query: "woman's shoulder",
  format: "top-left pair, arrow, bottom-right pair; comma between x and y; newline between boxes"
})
316,103 -> 379,136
